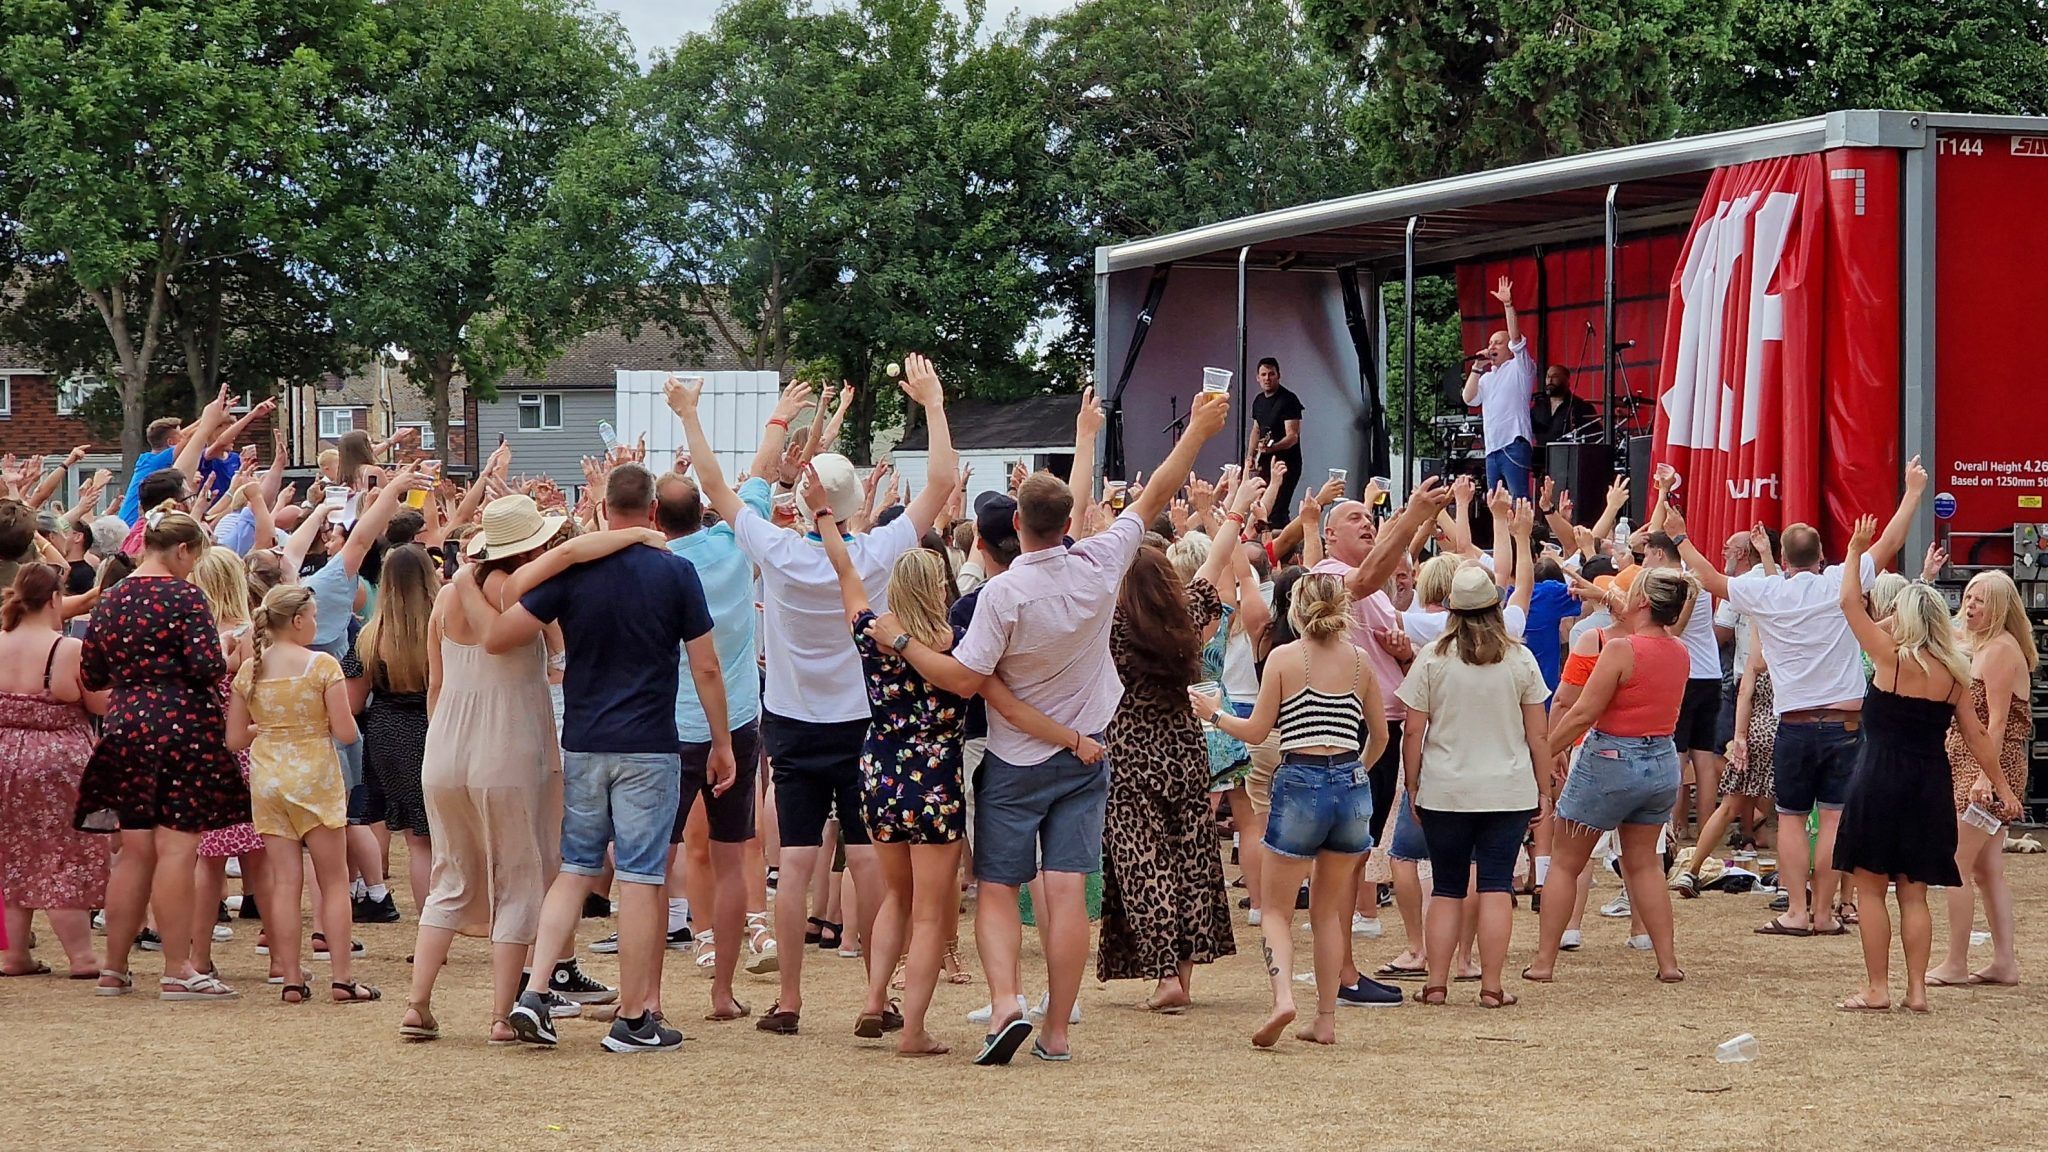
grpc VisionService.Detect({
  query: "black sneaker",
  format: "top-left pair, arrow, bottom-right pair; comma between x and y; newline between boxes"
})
666,926 -> 694,950
601,1012 -> 683,1053
582,892 -> 613,919
507,990 -> 558,1046
352,892 -> 401,924
238,892 -> 262,920
1336,975 -> 1404,1007
550,958 -> 617,1005
1295,883 -> 1311,911
135,928 -> 162,952
216,901 -> 231,925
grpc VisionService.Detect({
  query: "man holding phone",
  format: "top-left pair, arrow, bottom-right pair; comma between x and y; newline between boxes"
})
1249,357 -> 1303,515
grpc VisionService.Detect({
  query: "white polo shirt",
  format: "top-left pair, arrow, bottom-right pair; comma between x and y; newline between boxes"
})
1723,556 -> 1876,716
1678,587 -> 1720,680
1477,337 -> 1535,453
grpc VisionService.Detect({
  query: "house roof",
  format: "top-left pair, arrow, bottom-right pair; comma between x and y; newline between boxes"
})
896,393 -> 1082,453
498,322 -> 760,393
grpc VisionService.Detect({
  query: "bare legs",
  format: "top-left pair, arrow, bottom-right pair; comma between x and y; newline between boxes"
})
1525,819 -> 1599,980
98,828 -> 154,989
1931,821 -> 2019,986
149,827 -> 204,986
1844,870 -> 1932,1011
1034,870 -> 1089,1057
1772,808 -> 1843,932
1252,853 -> 1310,1047
2,905 -> 96,974
1616,823 -> 1681,980
773,844 -> 823,1015
862,841 -> 961,1055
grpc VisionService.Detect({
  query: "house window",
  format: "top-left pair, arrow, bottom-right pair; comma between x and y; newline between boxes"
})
56,373 -> 103,416
0,374 -> 13,417
397,422 -> 436,450
318,407 -> 358,439
518,393 -> 563,431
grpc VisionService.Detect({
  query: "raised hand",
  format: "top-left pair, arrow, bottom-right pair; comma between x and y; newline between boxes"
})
1008,459 -> 1027,494
1605,475 -> 1630,510
777,438 -> 809,487
1486,480 -> 1514,521
1411,476 -> 1455,515
1075,385 -> 1104,438
1188,476 -> 1216,515
1312,475 -> 1344,510
1749,522 -> 1773,562
1538,475 -> 1556,510
1451,473 -> 1476,507
1168,499 -> 1190,534
1558,491 -> 1575,523
1492,275 -> 1513,305
1512,498 -> 1535,535
1848,513 -> 1878,552
1905,454 -> 1928,493
1187,390 -> 1229,441
1920,540 -> 1949,582
65,444 -> 89,467
664,374 -> 704,416
798,463 -> 833,517
772,380 -> 816,425
1229,472 -> 1267,518
900,354 -> 942,408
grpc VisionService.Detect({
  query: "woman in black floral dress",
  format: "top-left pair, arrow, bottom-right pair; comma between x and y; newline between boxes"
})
809,472 -> 1087,1058
76,507 -> 248,1002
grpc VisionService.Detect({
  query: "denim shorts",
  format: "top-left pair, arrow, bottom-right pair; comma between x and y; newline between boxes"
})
1773,719 -> 1859,815
1387,790 -> 1429,862
559,750 -> 682,886
1262,754 -> 1375,859
1556,730 -> 1681,832
972,744 -> 1109,886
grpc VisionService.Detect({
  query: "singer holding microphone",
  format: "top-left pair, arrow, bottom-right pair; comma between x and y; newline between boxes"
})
1463,275 -> 1536,500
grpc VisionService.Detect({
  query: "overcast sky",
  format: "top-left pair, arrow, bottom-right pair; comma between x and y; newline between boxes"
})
595,0 -> 1072,58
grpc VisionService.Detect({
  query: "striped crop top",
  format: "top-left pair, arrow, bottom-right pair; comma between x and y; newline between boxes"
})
1275,648 -> 1366,753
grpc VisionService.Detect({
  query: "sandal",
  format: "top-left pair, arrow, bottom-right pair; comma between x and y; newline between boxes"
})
1520,966 -> 1552,984
332,981 -> 382,1003
400,1001 -> 440,1040
95,969 -> 134,998
1673,872 -> 1700,899
803,916 -> 825,945
705,1000 -> 751,1022
488,1014 -> 519,1046
815,921 -> 843,951
281,983 -> 312,1004
943,940 -> 974,985
1656,969 -> 1686,984
1413,985 -> 1447,1006
160,972 -> 240,1001
1478,987 -> 1519,1009
1753,917 -> 1813,937
1837,992 -> 1890,1012
0,961 -> 51,977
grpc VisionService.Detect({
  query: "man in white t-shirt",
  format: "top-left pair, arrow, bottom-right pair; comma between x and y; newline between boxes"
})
1463,275 -> 1536,501
1672,460 -> 1924,936
670,366 -> 956,1036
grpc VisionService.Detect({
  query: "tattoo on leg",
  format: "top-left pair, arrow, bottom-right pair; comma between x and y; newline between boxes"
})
1262,939 -> 1278,978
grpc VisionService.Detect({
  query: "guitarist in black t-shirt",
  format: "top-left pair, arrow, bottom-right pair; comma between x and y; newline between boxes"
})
1248,356 -> 1304,517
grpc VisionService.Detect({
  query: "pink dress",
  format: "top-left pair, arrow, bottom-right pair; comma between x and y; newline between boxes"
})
0,638 -> 110,909
198,639 -> 264,858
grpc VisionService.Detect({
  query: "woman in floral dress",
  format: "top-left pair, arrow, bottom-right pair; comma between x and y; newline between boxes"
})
0,563 -> 109,978
811,472 -> 1084,1058
75,507 -> 247,1001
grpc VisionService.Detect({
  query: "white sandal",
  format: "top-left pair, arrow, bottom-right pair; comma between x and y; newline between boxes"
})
160,972 -> 241,1001
95,970 -> 134,998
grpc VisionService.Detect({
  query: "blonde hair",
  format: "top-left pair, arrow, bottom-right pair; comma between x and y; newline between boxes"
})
1414,553 -> 1459,607
249,585 -> 314,683
1287,573 -> 1352,641
141,502 -> 208,556
1435,603 -> 1510,666
191,546 -> 251,629
1869,571 -> 1910,620
1889,582 -> 1971,686
1633,567 -> 1698,627
359,544 -> 438,693
1960,570 -> 2039,672
1166,532 -> 1211,585
888,549 -> 954,652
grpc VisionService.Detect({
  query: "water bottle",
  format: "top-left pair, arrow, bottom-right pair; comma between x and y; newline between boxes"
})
597,420 -> 620,453
1714,1033 -> 1759,1063
1613,514 -> 1631,558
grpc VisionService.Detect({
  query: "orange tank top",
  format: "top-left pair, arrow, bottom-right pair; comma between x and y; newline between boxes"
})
1597,634 -> 1689,737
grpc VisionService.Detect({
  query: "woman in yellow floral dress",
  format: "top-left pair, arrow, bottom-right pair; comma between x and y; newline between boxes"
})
226,585 -> 376,1005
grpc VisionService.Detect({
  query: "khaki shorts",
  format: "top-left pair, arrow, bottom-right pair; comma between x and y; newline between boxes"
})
1246,730 -> 1282,814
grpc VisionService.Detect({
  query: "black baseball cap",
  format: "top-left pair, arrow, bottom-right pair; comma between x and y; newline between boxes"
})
974,490 -> 1020,557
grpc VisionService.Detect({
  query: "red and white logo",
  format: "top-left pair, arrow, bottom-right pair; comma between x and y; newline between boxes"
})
2010,136 -> 2048,158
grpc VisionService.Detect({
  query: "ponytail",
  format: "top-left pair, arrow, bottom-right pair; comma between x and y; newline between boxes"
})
1,563 -> 62,630
249,584 -> 314,683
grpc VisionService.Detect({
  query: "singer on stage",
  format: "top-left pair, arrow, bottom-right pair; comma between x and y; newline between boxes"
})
1249,356 -> 1303,514
1463,275 -> 1536,499
1531,365 -> 1599,447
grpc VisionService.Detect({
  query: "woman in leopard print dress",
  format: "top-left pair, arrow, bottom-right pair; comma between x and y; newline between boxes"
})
1095,544 -> 1238,1008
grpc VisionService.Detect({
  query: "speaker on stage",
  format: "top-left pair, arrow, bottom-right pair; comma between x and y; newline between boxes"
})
1627,435 -> 1652,525
1541,442 -> 1615,527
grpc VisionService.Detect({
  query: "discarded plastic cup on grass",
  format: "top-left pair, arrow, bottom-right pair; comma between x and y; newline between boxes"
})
1714,1034 -> 1759,1064
1972,930 -> 1993,946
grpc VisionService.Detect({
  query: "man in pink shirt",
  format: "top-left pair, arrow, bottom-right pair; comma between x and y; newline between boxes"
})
1307,481 -> 1453,987
881,387 -> 1230,1065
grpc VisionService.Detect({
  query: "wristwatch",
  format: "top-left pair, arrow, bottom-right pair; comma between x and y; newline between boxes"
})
889,632 -> 911,653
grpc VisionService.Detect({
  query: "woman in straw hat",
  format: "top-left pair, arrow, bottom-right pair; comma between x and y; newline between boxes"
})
399,495 -> 659,1043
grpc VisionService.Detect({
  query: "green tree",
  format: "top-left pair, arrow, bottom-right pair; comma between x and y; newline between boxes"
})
1301,1 -> 1716,185
1383,275 -> 1464,462
1682,0 -> 2048,131
0,0 -> 370,467
1026,0 -> 1371,359
323,0 -> 651,457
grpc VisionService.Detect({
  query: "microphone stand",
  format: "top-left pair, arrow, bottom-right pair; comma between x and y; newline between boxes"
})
1160,395 -> 1188,445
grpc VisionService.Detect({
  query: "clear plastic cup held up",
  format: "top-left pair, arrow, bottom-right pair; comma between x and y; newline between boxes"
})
1714,1033 -> 1759,1063
1201,367 -> 1232,394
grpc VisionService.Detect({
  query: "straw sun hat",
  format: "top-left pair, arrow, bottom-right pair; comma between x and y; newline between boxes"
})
465,494 -> 566,560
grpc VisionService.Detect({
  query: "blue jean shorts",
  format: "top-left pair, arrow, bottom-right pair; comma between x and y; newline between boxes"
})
1556,730 -> 1681,831
559,750 -> 682,886
1262,754 -> 1375,859
1387,790 -> 1429,862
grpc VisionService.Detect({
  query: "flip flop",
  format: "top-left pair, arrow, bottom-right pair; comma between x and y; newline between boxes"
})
1030,1040 -> 1072,1062
1753,918 -> 1812,937
973,1018 -> 1032,1067
1966,974 -> 2019,987
1924,974 -> 1968,987
1,961 -> 51,977
1811,924 -> 1850,937
1656,969 -> 1686,984
705,1001 -> 752,1021
1374,963 -> 1427,979
1837,994 -> 1890,1012
1519,966 -> 1552,984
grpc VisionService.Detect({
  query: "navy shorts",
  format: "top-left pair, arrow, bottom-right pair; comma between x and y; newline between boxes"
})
1416,807 -> 1537,898
1773,718 -> 1859,815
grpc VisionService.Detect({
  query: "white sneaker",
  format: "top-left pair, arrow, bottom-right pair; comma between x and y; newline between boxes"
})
1351,914 -> 1383,939
92,910 -> 106,933
1560,929 -> 1583,951
224,858 -> 243,879
211,924 -> 233,942
1599,894 -> 1632,919
1625,934 -> 1653,951
1033,991 -> 1081,1024
967,994 -> 1029,1025
1246,908 -> 1263,927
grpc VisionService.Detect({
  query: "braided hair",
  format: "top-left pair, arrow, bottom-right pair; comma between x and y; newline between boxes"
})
248,584 -> 313,683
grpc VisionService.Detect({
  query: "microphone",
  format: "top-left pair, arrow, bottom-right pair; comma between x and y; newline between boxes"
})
1611,339 -> 1636,351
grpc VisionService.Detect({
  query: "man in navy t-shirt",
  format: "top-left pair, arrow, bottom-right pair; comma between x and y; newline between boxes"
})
489,463 -> 732,1054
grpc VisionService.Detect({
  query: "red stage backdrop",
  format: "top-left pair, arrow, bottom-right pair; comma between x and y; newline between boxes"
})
1649,152 -> 1899,555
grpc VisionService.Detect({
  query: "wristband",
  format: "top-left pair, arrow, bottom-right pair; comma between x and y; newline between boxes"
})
767,417 -> 790,431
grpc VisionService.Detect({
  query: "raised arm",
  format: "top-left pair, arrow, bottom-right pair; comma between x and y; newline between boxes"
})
899,355 -> 957,535
1351,478 -> 1453,599
751,380 -> 816,485
1197,473 -> 1263,601
802,465 -> 871,624
1130,390 -> 1230,528
1838,515 -> 1893,660
1590,475 -> 1629,551
1487,483 -> 1515,588
337,463 -> 425,577
281,490 -> 329,576
1665,505 -> 1732,601
668,375 -> 742,524
172,386 -> 235,481
1495,275 -> 1521,347
1067,386 -> 1103,537
1508,500 -> 1535,616
248,480 -> 275,553
209,397 -> 276,457
1869,455 -> 1927,573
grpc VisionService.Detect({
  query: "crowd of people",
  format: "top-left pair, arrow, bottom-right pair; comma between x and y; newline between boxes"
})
0,344 -> 2035,1059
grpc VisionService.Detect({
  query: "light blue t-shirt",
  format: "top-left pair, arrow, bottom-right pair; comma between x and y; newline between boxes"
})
215,506 -> 288,556
304,557 -> 359,649
670,477 -> 772,743
117,448 -> 176,522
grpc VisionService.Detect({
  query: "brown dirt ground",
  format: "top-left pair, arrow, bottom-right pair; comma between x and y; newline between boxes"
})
4,846 -> 2045,1152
